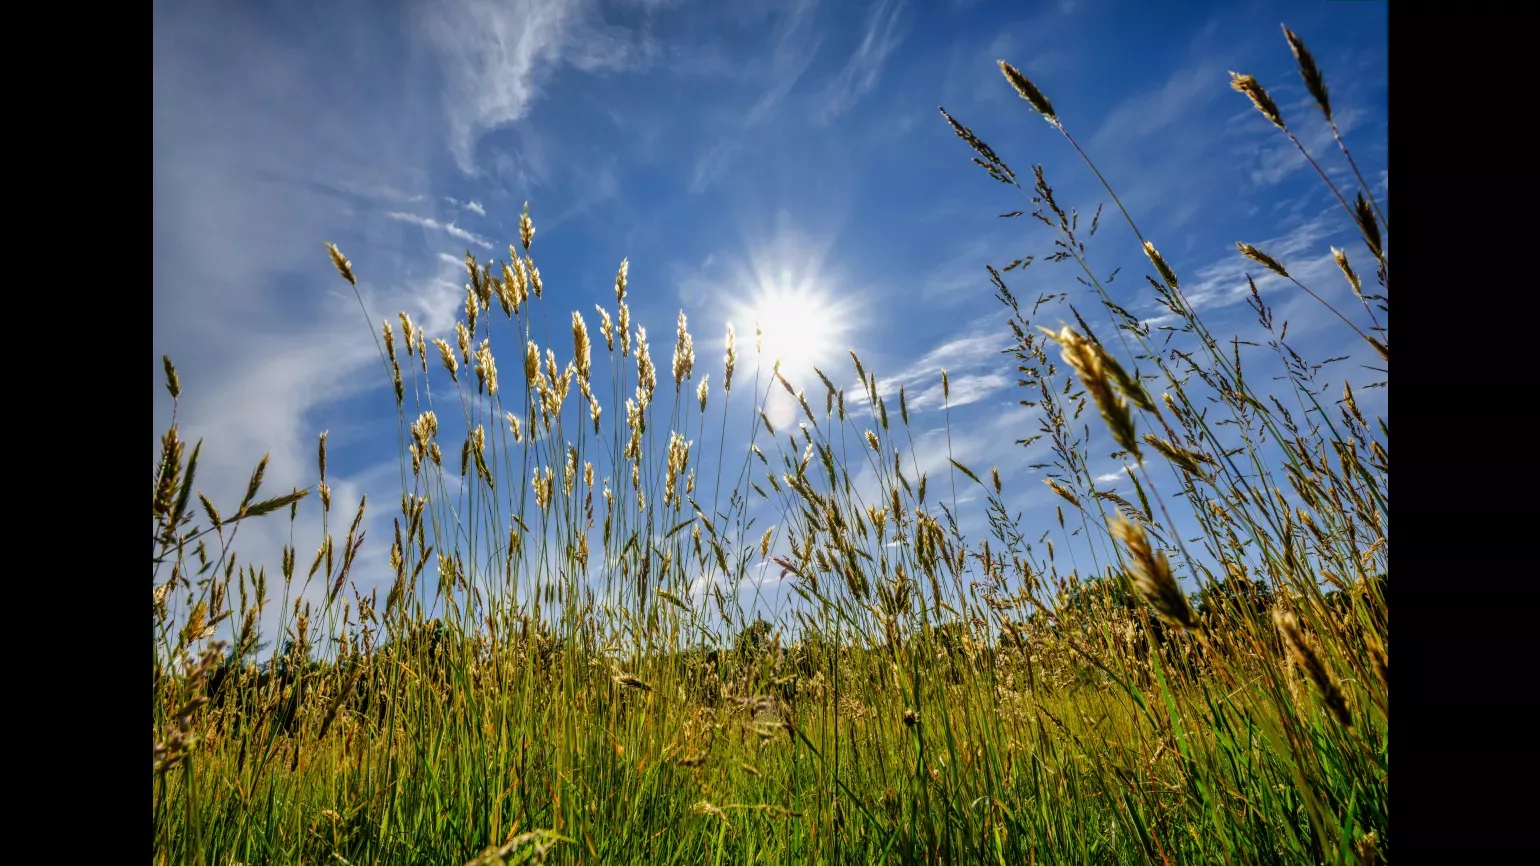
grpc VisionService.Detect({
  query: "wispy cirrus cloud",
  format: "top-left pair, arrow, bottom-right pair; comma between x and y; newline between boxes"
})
386,211 -> 496,249
688,0 -> 824,193
847,316 -> 1014,413
817,0 -> 909,122
446,196 -> 488,216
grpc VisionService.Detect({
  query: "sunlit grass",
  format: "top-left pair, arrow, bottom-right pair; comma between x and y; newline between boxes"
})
154,24 -> 1387,866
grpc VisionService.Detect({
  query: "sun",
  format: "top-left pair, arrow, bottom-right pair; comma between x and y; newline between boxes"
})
731,268 -> 851,386
754,286 -> 840,370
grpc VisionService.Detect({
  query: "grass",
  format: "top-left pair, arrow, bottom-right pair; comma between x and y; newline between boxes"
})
153,25 -> 1387,865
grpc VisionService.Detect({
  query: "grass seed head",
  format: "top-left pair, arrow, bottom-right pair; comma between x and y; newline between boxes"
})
1282,25 -> 1332,121
1111,516 -> 1197,630
999,60 -> 1058,123
325,242 -> 355,286
1229,72 -> 1285,129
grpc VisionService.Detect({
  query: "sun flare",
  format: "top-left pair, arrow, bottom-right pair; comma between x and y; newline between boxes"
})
752,285 -> 841,372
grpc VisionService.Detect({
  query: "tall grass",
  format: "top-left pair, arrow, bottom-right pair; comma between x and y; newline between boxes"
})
154,25 -> 1387,865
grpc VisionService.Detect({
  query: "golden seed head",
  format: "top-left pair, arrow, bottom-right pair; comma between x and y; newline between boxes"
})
724,323 -> 737,393
572,311 -> 592,381
1044,325 -> 1142,460
382,320 -> 396,357
1282,25 -> 1332,121
1237,243 -> 1289,278
525,259 -> 542,298
432,338 -> 459,381
1330,247 -> 1364,300
673,310 -> 695,388
697,375 -> 709,412
1143,241 -> 1180,290
865,430 -> 881,453
1045,478 -> 1080,509
1354,192 -> 1383,260
519,202 -> 535,251
636,326 -> 657,403
162,355 -> 181,399
455,321 -> 471,364
998,60 -> 1058,123
473,338 -> 498,395
525,341 -> 540,383
596,305 -> 615,351
1273,608 -> 1352,727
1229,72 -> 1285,130
618,302 -> 632,357
325,242 -> 356,286
397,312 -> 416,356
1111,516 -> 1197,630
615,258 -> 629,302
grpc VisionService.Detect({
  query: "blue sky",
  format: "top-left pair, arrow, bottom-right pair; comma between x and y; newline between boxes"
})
154,0 -> 1387,639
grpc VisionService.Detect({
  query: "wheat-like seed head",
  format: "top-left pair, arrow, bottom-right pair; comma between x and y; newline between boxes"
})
636,327 -> 657,404
723,323 -> 737,394
1282,25 -> 1332,122
1354,192 -> 1383,260
998,60 -> 1058,124
1272,608 -> 1352,727
508,255 -> 529,311
1111,516 -> 1197,630
618,302 -> 632,358
432,339 -> 458,381
1143,241 -> 1180,290
1044,326 -> 1142,461
519,202 -> 535,252
1237,243 -> 1290,278
455,322 -> 471,365
464,283 -> 479,336
1330,247 -> 1364,301
524,341 -> 540,384
697,375 -> 709,413
1229,72 -> 1286,130
1045,479 -> 1080,509
525,257 -> 543,298
473,339 -> 498,396
397,312 -> 416,357
572,311 -> 592,382
1142,434 -> 1214,477
673,310 -> 695,388
325,242 -> 355,286
596,306 -> 615,352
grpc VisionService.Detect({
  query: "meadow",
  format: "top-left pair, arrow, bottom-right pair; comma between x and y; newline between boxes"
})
153,26 -> 1388,865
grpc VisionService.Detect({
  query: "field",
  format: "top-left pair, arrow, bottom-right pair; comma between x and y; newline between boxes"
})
153,29 -> 1388,865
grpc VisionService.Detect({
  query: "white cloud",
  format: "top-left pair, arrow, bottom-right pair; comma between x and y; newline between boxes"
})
386,211 -> 496,250
446,197 -> 488,216
817,0 -> 908,122
420,0 -> 655,174
847,316 -> 1015,413
688,0 -> 824,193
